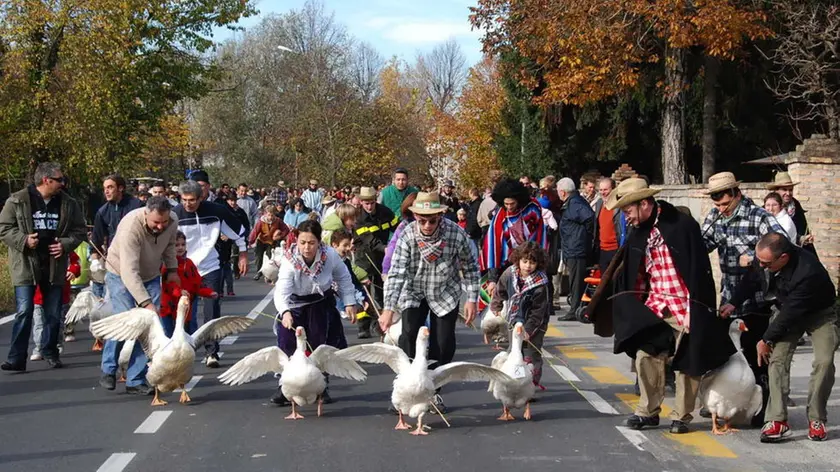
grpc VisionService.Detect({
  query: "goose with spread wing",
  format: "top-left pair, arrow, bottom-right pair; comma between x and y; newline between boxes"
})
338,326 -> 512,436
65,289 -> 112,351
219,326 -> 366,419
91,293 -> 254,406
488,322 -> 536,421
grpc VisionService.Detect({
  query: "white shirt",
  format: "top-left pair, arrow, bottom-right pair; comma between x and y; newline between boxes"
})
541,207 -> 558,231
273,245 -> 356,315
773,211 -> 798,243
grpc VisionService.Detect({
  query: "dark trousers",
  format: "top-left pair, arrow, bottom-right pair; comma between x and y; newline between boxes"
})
222,262 -> 234,293
7,281 -> 63,365
399,300 -> 458,371
740,312 -> 771,423
254,241 -> 273,272
598,249 -> 617,273
565,257 -> 588,313
201,269 -> 223,356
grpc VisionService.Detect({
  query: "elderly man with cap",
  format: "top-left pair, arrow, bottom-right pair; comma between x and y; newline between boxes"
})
439,179 -> 460,222
595,178 -> 733,434
353,186 -> 397,338
174,174 -> 249,368
378,192 -> 480,413
301,179 -> 324,214
701,171 -> 786,425
379,167 -> 419,219
766,172 -> 817,257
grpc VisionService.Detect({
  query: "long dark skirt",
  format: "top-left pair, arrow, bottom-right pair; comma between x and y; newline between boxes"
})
275,291 -> 347,357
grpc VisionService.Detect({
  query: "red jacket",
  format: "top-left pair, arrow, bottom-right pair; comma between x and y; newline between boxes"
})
35,252 -> 80,305
160,255 -> 215,320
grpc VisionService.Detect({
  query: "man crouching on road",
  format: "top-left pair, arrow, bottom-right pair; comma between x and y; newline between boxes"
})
98,196 -> 180,395
601,178 -> 732,434
721,232 -> 838,443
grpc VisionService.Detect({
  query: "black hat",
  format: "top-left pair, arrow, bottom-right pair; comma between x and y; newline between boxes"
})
189,170 -> 210,184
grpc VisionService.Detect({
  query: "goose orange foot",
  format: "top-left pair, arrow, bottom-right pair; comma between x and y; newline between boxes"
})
497,407 -> 515,421
395,412 -> 412,430
285,402 -> 304,420
92,339 -> 104,351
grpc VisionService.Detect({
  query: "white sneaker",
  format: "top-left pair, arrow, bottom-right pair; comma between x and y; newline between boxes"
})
64,334 -> 76,342
58,344 -> 64,354
205,355 -> 220,368
30,352 -> 43,361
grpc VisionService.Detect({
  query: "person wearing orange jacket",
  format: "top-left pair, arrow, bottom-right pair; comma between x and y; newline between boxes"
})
159,231 -> 218,337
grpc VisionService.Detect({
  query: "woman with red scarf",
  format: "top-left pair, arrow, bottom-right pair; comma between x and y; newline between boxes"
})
481,179 -> 548,295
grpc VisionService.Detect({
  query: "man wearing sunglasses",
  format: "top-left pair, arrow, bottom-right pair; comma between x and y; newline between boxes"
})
0,162 -> 86,371
379,192 -> 480,413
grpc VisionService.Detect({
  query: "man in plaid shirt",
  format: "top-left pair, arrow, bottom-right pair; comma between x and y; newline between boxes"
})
701,172 -> 785,426
379,192 -> 480,413
601,178 -> 732,435
268,180 -> 288,211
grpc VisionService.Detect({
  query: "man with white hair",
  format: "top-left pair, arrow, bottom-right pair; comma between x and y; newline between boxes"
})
556,177 -> 594,321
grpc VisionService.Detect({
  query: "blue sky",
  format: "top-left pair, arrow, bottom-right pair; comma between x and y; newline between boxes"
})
212,0 -> 485,66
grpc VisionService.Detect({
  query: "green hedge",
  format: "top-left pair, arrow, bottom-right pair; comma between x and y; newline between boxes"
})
0,246 -> 13,315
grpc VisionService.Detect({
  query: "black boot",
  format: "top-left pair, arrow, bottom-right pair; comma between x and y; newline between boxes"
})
270,387 -> 290,406
321,373 -> 334,404
357,318 -> 372,339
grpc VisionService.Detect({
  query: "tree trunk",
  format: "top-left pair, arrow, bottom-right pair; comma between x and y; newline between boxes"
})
661,46 -> 687,185
702,55 -> 719,183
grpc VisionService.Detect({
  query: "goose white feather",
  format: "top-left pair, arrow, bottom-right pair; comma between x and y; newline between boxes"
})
480,304 -> 508,348
700,319 -> 763,434
219,327 -> 366,419
91,294 -> 254,405
338,327 -> 512,435
259,248 -> 281,283
488,322 -> 536,420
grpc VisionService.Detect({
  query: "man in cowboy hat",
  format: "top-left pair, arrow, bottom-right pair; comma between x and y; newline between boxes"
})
301,179 -> 324,214
439,179 -> 460,222
320,193 -> 338,219
766,171 -> 817,257
594,178 -> 733,434
353,186 -> 397,338
701,171 -> 786,425
379,192 -> 480,414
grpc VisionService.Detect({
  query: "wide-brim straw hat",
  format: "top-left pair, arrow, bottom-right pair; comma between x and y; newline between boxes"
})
704,172 -> 742,195
605,178 -> 661,211
409,192 -> 449,215
766,171 -> 800,190
309,179 -> 318,186
321,195 -> 337,205
357,186 -> 377,201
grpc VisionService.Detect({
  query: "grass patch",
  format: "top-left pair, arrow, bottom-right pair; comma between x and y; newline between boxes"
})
0,245 -> 13,315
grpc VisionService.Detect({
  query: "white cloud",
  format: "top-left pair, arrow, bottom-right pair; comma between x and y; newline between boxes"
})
376,19 -> 480,44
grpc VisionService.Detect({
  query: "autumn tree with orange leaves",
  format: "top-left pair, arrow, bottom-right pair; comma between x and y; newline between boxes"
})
471,0 -> 770,184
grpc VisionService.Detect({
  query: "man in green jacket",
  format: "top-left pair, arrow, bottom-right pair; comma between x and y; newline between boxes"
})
378,167 -> 418,219
0,162 -> 86,371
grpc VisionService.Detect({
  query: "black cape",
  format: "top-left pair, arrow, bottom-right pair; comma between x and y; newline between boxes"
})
594,201 -> 733,377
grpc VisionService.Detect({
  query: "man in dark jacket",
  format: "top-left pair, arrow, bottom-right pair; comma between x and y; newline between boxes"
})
439,180 -> 460,222
722,233 -> 837,443
596,178 -> 733,434
0,162 -> 86,371
556,177 -> 594,321
91,174 -> 142,299
464,188 -> 483,251
354,186 -> 397,338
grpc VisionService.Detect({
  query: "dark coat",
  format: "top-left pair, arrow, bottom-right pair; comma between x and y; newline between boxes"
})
559,191 -> 594,259
591,200 -> 733,377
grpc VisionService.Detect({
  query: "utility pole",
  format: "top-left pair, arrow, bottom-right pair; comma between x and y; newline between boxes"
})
521,120 -> 526,168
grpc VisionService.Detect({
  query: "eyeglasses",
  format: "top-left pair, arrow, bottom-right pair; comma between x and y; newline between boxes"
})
49,176 -> 67,184
416,216 -> 440,226
757,257 -> 776,268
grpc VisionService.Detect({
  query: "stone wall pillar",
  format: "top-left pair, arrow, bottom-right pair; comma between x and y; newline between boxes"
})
785,135 -> 840,288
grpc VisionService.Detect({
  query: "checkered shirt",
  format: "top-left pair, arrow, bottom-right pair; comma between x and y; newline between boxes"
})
269,188 -> 288,208
701,197 -> 785,313
383,218 -> 480,316
634,224 -> 691,329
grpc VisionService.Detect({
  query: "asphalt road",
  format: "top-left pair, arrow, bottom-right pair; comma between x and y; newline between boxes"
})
1,276 -> 837,472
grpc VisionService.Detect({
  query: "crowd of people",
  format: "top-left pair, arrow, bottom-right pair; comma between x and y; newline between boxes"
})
0,162 -> 836,445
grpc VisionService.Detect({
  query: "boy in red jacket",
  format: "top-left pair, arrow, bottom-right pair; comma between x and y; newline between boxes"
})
160,231 -> 217,337
30,251 -> 81,361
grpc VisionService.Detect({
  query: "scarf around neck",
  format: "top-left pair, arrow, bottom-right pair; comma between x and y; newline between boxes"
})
285,243 -> 329,295
416,219 -> 447,263
508,266 -> 548,324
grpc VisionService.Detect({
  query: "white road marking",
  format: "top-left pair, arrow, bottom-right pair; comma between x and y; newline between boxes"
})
176,375 -> 202,392
134,411 -> 173,434
579,390 -> 619,415
540,348 -> 555,359
219,336 -> 238,345
96,453 -> 136,472
615,426 -> 647,451
0,314 -> 15,326
551,365 -> 581,382
247,288 -> 275,320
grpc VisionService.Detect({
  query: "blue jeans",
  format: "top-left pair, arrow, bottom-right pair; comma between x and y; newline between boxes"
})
7,282 -> 63,365
161,302 -> 198,338
100,272 -> 161,387
91,280 -> 105,298
201,269 -> 223,356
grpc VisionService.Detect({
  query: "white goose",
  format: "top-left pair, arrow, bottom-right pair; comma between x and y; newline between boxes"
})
218,326 -> 367,419
338,327 -> 512,435
480,304 -> 508,350
489,322 -> 536,421
700,318 -> 763,435
91,294 -> 254,406
65,290 -> 112,351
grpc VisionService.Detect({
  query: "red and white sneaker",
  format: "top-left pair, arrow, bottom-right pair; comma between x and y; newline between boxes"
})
808,421 -> 827,441
760,421 -> 792,443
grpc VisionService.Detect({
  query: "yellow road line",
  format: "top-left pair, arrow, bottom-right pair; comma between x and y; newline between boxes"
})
556,345 -> 597,359
616,393 -> 737,459
545,324 -> 565,338
583,366 -> 633,385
